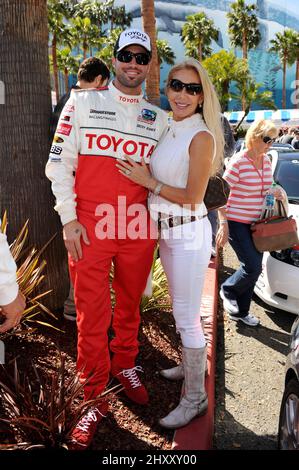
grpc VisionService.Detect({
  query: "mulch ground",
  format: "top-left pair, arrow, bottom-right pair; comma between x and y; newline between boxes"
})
0,305 -> 182,450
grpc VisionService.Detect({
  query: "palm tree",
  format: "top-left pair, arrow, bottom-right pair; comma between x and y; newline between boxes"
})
0,0 -> 69,309
227,0 -> 261,60
56,48 -> 82,93
181,12 -> 219,62
203,50 -> 249,112
269,29 -> 299,109
232,78 -> 277,131
69,17 -> 102,60
141,0 -> 160,106
96,28 -> 122,69
48,0 -> 71,101
156,39 -> 175,91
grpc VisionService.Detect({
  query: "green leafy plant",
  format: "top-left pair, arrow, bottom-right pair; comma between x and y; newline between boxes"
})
0,213 -> 57,332
0,354 -> 121,449
140,256 -> 171,314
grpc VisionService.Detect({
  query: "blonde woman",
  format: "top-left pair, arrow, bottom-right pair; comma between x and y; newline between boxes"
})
117,59 -> 224,429
217,119 -> 286,326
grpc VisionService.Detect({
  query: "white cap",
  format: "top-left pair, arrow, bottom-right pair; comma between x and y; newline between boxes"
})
115,29 -> 152,54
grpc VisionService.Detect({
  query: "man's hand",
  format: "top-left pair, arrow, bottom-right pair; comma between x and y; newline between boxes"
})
63,220 -> 90,262
0,291 -> 26,333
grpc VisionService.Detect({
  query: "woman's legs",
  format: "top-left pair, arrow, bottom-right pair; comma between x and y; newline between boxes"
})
221,221 -> 263,317
158,218 -> 211,428
159,218 -> 211,348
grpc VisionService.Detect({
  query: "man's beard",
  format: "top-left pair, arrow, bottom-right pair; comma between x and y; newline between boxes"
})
117,72 -> 145,90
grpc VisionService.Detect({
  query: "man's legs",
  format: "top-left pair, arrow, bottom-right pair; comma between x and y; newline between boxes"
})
111,236 -> 156,367
109,226 -> 156,404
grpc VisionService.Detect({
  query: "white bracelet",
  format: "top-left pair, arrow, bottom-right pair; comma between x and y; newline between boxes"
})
219,220 -> 228,225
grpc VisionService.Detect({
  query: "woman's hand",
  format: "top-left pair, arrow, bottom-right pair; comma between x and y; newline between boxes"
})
272,187 -> 285,201
216,222 -> 229,248
116,156 -> 156,190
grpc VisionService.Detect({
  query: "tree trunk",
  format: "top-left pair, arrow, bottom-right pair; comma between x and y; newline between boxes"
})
198,43 -> 202,62
242,33 -> 247,60
141,0 -> 160,106
83,41 -> 87,60
64,69 -> 69,93
52,34 -> 60,102
0,0 -> 69,310
282,56 -> 286,108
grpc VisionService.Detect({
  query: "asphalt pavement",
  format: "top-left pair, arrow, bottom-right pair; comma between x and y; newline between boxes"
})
214,245 -> 295,450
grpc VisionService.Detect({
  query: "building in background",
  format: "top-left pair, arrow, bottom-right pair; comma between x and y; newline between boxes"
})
113,0 -> 298,110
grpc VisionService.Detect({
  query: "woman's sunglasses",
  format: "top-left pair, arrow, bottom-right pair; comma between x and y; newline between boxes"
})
262,136 -> 276,144
116,50 -> 151,66
168,78 -> 203,96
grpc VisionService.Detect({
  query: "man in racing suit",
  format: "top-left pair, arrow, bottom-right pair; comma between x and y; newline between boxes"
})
46,29 -> 168,448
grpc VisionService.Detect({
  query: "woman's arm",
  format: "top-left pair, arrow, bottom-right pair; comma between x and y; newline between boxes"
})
116,131 -> 214,208
216,206 -> 229,248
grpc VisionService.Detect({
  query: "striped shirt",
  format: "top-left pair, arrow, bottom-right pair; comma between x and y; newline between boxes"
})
223,152 -> 273,224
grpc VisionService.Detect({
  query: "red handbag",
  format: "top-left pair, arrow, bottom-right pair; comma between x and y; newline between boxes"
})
250,201 -> 299,253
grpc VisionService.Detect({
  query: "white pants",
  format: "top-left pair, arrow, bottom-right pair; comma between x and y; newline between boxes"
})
159,217 -> 212,348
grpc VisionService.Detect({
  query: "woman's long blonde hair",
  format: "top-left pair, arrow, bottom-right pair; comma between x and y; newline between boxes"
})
166,59 -> 224,175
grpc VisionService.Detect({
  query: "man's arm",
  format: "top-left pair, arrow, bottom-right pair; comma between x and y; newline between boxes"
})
46,92 -> 80,226
0,225 -> 26,333
45,91 -> 90,261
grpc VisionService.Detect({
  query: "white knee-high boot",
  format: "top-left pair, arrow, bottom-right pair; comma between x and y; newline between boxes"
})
160,363 -> 184,381
159,346 -> 208,429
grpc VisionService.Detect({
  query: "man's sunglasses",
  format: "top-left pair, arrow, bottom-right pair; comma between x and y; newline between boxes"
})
262,136 -> 276,144
168,78 -> 203,96
116,50 -> 151,66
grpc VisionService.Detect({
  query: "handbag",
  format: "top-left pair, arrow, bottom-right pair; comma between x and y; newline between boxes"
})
204,174 -> 230,211
250,200 -> 299,253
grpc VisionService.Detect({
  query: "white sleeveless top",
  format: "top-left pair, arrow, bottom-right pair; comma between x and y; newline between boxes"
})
149,113 -> 216,217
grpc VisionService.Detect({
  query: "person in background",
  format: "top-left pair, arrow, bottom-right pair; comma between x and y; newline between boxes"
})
291,128 -> 299,149
50,57 -> 110,140
216,119 -> 287,327
117,58 -> 224,429
50,57 -> 110,321
0,217 -> 26,333
46,29 -> 168,449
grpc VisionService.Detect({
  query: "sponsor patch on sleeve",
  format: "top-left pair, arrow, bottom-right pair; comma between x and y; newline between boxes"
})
53,135 -> 64,143
57,123 -> 72,136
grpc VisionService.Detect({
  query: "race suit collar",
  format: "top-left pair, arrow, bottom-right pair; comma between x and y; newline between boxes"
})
109,81 -> 144,105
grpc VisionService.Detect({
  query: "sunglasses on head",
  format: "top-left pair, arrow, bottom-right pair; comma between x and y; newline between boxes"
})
168,78 -> 203,96
116,50 -> 151,66
262,136 -> 276,144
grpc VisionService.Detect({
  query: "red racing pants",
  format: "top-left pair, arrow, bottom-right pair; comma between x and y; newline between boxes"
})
69,202 -> 157,400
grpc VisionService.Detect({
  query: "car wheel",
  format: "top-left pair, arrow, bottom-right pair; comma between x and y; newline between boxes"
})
278,378 -> 299,450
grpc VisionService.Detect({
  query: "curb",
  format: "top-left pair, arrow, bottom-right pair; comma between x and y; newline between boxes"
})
171,255 -> 218,450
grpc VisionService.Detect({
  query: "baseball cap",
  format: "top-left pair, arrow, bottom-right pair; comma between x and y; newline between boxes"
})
114,29 -> 152,56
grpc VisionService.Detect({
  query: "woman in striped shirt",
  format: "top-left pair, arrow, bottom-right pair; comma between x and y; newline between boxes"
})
217,119 -> 286,327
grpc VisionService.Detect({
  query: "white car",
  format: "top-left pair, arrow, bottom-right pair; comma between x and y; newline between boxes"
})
254,150 -> 299,315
